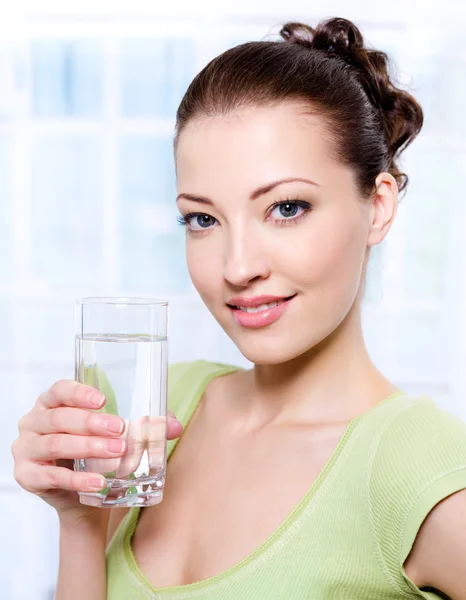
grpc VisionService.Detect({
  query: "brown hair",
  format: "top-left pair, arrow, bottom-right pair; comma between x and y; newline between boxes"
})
174,17 -> 423,198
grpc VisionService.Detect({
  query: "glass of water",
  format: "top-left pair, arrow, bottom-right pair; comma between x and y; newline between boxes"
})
74,297 -> 168,508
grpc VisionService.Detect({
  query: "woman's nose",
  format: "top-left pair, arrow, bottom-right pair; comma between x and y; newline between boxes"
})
222,228 -> 270,287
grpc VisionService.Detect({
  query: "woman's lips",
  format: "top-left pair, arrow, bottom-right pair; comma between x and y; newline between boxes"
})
228,295 -> 295,328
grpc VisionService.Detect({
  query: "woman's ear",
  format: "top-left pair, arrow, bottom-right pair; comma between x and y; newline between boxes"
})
367,172 -> 399,247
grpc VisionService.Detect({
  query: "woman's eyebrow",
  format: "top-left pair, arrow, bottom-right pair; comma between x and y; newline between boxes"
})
176,177 -> 320,205
249,177 -> 321,200
175,193 -> 213,205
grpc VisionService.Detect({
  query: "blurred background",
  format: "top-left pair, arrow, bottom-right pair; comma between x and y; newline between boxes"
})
0,0 -> 465,597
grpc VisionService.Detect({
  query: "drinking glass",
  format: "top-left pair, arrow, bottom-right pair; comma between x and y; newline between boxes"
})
74,297 -> 168,508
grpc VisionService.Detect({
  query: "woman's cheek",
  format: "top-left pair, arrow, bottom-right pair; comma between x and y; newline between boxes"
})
186,240 -> 221,303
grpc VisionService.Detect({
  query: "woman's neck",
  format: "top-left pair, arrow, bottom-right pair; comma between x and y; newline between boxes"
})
237,302 -> 398,430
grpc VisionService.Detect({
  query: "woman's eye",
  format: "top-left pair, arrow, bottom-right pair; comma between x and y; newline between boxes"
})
188,214 -> 217,230
270,202 -> 304,220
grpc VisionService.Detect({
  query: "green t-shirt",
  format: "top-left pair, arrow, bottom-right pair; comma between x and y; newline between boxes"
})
106,360 -> 466,599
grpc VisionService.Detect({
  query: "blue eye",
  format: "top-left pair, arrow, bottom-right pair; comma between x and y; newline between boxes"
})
176,199 -> 312,234
178,213 -> 217,230
271,202 -> 301,218
270,201 -> 309,220
191,214 -> 216,229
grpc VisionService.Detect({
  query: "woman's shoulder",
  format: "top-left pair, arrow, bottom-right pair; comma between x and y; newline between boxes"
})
168,359 -> 240,385
167,359 -> 242,418
367,393 -> 466,594
370,394 -> 466,469
168,359 -> 242,395
368,393 -> 466,500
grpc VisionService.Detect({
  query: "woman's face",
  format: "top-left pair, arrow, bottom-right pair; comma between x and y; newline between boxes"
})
175,103 -> 396,365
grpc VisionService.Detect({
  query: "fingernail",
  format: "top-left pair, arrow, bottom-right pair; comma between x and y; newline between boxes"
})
106,417 -> 124,434
107,439 -> 126,454
87,392 -> 105,407
88,476 -> 106,489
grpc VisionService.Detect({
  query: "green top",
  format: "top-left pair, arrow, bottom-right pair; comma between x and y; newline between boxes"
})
106,360 -> 466,599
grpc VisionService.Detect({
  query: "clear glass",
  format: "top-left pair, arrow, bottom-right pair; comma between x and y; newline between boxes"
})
74,297 -> 168,508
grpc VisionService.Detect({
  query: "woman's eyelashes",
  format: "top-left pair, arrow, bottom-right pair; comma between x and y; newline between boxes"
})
176,199 -> 313,235
267,199 -> 312,226
176,213 -> 217,232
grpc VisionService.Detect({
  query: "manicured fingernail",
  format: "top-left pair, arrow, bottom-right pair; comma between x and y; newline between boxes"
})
107,439 -> 126,454
88,476 -> 106,489
87,392 -> 105,407
106,417 -> 124,434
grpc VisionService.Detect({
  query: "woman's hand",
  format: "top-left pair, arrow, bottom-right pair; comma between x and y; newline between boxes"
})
11,379 -> 183,524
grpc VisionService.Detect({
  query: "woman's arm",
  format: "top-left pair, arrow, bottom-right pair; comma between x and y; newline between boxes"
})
106,507 -> 130,547
55,513 -> 110,600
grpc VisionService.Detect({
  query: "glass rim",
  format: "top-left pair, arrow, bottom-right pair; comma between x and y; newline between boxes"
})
76,296 -> 168,307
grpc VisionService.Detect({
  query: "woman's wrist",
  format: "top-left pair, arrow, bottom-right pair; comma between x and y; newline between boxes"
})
57,507 -> 110,537
56,509 -> 108,600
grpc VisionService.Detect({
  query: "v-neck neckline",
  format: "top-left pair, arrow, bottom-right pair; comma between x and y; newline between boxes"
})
122,366 -> 407,596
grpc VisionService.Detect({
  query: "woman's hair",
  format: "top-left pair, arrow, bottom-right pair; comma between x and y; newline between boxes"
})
174,17 -> 423,198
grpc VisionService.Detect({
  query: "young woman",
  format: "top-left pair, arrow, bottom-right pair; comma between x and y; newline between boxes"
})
12,17 -> 466,600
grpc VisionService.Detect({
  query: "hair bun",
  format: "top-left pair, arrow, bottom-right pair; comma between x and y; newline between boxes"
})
279,16 -> 423,192
280,17 -> 363,56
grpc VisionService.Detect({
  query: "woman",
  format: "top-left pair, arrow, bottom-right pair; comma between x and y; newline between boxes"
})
12,17 -> 466,600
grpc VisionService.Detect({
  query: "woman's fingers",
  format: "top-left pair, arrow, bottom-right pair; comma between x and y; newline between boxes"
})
39,380 -> 106,410
81,414 -> 182,478
82,456 -> 121,475
12,379 -> 184,510
17,433 -> 127,462
20,406 -> 125,437
167,412 -> 183,440
14,461 -> 107,494
27,379 -> 180,440
114,416 -> 164,478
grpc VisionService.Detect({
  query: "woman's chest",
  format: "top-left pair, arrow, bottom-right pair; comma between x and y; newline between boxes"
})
131,415 -> 347,589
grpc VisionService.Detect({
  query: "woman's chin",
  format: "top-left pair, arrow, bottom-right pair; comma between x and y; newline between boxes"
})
234,338 -> 306,366
215,308 -> 318,366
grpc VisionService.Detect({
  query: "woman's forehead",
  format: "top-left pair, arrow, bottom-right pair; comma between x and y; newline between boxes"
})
175,106 -> 337,187
177,104 -> 327,149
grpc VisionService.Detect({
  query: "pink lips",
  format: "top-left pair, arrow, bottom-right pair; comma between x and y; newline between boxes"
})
227,295 -> 295,328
